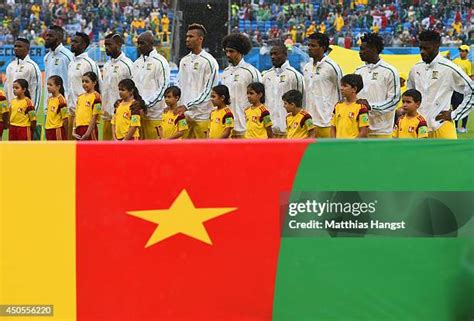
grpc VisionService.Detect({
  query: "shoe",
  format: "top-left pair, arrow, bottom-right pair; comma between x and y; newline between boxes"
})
457,127 -> 467,133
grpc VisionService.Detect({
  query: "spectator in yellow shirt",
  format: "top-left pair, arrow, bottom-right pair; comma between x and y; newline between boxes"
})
161,15 -> 170,33
334,14 -> 344,32
452,21 -> 462,35
452,45 -> 473,133
318,22 -> 326,34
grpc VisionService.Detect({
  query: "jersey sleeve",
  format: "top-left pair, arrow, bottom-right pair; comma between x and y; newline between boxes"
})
223,111 -> 234,128
416,118 -> 429,138
176,113 -> 188,132
130,114 -> 141,128
260,109 -> 272,128
330,109 -> 336,127
302,113 -> 316,131
92,94 -> 103,116
0,93 -> 7,114
26,100 -> 37,122
111,113 -> 116,125
357,105 -> 369,128
59,96 -> 68,119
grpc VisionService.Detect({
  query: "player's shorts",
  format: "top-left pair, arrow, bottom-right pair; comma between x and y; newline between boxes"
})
45,127 -> 67,140
231,130 -> 245,139
315,126 -> 331,138
272,132 -> 287,139
102,119 -> 113,141
185,120 -> 209,139
75,125 -> 98,141
368,133 -> 392,139
9,125 -> 32,141
142,119 -> 161,140
429,121 -> 457,139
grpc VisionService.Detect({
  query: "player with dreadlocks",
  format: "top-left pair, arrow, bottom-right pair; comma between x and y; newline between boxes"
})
355,33 -> 401,139
221,32 -> 261,138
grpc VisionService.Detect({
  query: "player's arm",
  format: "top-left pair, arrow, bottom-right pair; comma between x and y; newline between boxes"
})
358,126 -> 368,138
220,127 -> 232,139
145,60 -> 169,108
266,126 -> 273,138
27,106 -> 37,135
81,114 -> 98,140
370,69 -> 401,113
31,65 -> 42,111
181,59 -> 217,112
447,68 -> 474,122
124,113 -> 141,141
307,127 -> 316,138
357,106 -> 369,138
123,126 -> 138,140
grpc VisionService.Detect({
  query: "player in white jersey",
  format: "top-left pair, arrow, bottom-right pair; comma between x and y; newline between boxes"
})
409,30 -> 474,139
67,32 -> 101,140
44,25 -> 74,112
262,43 -> 304,138
221,33 -> 261,138
303,33 -> 343,138
5,38 -> 42,111
177,24 -> 219,139
133,31 -> 170,139
102,33 -> 134,140
355,33 -> 400,138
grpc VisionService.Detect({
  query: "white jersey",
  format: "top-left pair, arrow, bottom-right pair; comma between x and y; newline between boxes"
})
102,52 -> 134,120
221,58 -> 261,132
133,49 -> 170,120
303,56 -> 342,128
355,59 -> 400,135
44,44 -> 74,111
263,60 -> 304,133
67,52 -> 101,113
408,54 -> 474,130
177,50 -> 219,121
5,55 -> 42,111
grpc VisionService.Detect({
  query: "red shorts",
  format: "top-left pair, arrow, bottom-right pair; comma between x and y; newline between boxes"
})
9,125 -> 32,141
0,123 -> 4,138
46,127 -> 67,140
75,125 -> 98,141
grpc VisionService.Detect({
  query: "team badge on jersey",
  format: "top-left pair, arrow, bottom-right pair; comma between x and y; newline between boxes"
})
233,74 -> 240,82
292,122 -> 298,129
408,126 -> 415,133
54,58 -> 60,66
76,63 -> 81,70
348,112 -> 355,119
168,118 -> 174,124
146,63 -> 152,70
123,112 -> 130,119
86,101 -> 91,107
17,66 -> 25,72
215,117 -> 221,123
432,71 -> 439,80
279,74 -> 286,83
252,116 -> 258,122
315,66 -> 321,75
193,62 -> 199,70
114,66 -> 120,73
371,72 -> 378,80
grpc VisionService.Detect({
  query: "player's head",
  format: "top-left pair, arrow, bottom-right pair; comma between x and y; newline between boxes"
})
359,33 -> 384,63
105,33 -> 123,58
186,23 -> 206,51
211,85 -> 231,107
118,79 -> 146,112
340,74 -> 363,98
137,31 -> 154,56
13,79 -> 31,99
164,86 -> 181,107
282,89 -> 303,113
307,32 -> 329,60
270,42 -> 288,68
45,25 -> 64,49
247,82 -> 265,105
14,37 -> 30,59
82,71 -> 99,93
71,32 -> 90,55
47,75 -> 65,97
402,89 -> 422,115
459,44 -> 470,59
222,33 -> 252,66
418,30 -> 441,64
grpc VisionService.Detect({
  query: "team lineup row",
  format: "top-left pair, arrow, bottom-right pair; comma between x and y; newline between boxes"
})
1,24 -> 473,140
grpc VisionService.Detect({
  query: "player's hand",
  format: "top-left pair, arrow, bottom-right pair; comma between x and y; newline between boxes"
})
396,109 -> 405,117
435,111 -> 452,121
356,99 -> 371,110
80,133 -> 90,140
72,133 -> 82,140
185,114 -> 196,125
176,105 -> 187,114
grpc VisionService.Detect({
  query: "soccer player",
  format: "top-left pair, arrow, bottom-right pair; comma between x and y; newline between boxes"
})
244,82 -> 272,139
355,33 -> 400,138
0,89 -> 7,138
263,43 -> 304,138
45,76 -> 68,140
5,38 -> 42,112
112,79 -> 144,141
102,33 -> 134,140
159,86 -> 188,139
176,24 -> 219,139
303,32 -> 343,138
73,72 -> 101,141
451,45 -> 473,133
330,74 -> 369,139
283,89 -> 315,139
393,89 -> 428,139
409,31 -> 474,138
44,25 -> 74,112
221,33 -> 261,138
209,85 -> 234,139
8,79 -> 36,141
68,32 -> 101,140
133,31 -> 170,140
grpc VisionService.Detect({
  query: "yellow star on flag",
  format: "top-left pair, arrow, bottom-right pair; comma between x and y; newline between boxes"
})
127,189 -> 237,247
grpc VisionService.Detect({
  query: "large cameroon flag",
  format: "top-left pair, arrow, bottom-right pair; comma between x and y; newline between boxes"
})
1,140 -> 473,321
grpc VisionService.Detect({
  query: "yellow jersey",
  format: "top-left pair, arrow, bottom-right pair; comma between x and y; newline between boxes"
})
9,97 -> 36,127
111,100 -> 141,139
330,101 -> 369,138
160,109 -> 188,139
209,107 -> 234,138
286,110 -> 316,139
393,113 -> 428,138
46,94 -> 68,129
75,91 -> 102,127
453,58 -> 472,77
244,105 -> 272,139
0,90 -> 7,114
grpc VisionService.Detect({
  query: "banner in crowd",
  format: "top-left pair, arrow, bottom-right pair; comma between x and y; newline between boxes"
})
0,141 -> 473,321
